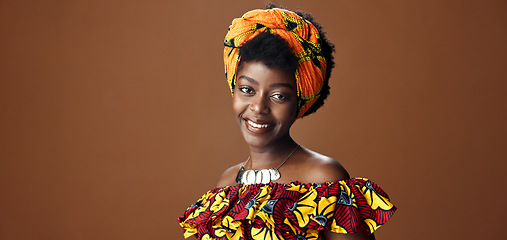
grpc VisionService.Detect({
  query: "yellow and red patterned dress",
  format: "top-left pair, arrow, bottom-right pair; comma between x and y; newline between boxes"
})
178,178 -> 396,240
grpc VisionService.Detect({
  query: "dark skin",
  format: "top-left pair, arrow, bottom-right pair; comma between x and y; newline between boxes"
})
216,61 -> 375,240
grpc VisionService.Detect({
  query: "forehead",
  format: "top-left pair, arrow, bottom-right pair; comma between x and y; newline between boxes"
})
236,61 -> 296,87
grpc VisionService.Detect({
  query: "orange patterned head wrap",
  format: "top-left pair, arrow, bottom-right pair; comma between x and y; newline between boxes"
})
224,8 -> 327,119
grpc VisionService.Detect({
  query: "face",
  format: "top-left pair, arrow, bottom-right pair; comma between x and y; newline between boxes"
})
232,61 -> 298,148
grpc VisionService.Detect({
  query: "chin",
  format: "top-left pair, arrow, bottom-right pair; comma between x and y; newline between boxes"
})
240,132 -> 269,147
240,129 -> 289,149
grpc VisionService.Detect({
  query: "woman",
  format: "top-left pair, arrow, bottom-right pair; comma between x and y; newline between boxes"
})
178,5 -> 396,240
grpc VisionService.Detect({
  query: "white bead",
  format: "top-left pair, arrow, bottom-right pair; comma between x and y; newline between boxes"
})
259,169 -> 271,184
243,170 -> 256,185
269,168 -> 281,181
255,170 -> 262,184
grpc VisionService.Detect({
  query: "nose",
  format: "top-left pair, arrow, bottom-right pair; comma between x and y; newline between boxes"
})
249,94 -> 270,114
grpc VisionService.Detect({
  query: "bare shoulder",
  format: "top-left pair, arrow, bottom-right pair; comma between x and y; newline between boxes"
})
216,163 -> 242,188
298,147 -> 350,183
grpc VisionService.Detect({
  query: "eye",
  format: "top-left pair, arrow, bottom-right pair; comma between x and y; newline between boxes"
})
239,86 -> 254,94
271,93 -> 287,101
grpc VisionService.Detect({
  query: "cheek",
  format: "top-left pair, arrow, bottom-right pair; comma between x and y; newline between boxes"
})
275,103 -> 298,125
232,95 -> 247,115
288,107 -> 298,123
286,100 -> 298,117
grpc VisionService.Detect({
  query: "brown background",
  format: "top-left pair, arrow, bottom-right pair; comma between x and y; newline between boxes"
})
1,0 -> 506,239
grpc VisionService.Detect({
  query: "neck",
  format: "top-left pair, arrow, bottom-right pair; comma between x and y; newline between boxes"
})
246,135 -> 298,170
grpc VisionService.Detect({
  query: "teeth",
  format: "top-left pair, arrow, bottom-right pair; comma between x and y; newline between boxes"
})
248,120 -> 272,128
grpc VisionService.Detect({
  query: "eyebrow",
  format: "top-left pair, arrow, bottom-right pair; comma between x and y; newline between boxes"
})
238,75 -> 258,85
237,75 -> 295,89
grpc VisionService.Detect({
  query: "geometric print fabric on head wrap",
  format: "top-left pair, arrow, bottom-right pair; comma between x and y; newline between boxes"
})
224,8 -> 328,119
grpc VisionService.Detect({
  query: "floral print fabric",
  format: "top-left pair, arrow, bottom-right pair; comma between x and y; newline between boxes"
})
178,178 -> 396,240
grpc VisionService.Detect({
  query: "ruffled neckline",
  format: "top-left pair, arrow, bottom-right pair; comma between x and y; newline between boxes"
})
216,178 -> 355,190
178,178 -> 396,239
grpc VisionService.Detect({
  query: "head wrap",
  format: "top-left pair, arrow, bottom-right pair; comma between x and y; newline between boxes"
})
224,8 -> 327,119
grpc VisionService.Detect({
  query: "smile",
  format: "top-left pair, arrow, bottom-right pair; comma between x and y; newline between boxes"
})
247,120 -> 274,128
244,119 -> 275,134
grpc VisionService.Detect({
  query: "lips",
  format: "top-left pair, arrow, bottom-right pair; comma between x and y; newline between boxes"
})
244,119 -> 275,134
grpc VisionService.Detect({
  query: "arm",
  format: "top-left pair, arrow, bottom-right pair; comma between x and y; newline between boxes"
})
305,153 -> 373,240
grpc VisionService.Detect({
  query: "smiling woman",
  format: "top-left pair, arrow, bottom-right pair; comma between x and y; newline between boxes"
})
177,4 -> 396,240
